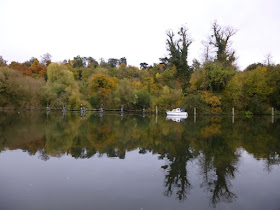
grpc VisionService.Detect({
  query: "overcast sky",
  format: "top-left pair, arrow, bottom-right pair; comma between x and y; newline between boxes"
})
0,0 -> 279,70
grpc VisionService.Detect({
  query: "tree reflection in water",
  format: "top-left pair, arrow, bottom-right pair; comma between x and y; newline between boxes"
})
160,141 -> 196,201
198,135 -> 238,207
196,118 -> 239,207
0,112 -> 280,207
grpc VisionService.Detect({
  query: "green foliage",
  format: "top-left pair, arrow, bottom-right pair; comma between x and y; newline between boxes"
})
89,95 -> 99,108
88,73 -> 118,107
189,68 -> 209,91
244,110 -> 253,118
206,63 -> 235,91
44,63 -> 81,109
223,73 -> 244,111
156,66 -> 177,88
154,86 -> 183,110
114,79 -> 137,109
244,63 -> 264,71
243,66 -> 271,113
267,64 -> 280,109
182,93 -> 209,113
163,26 -> 193,88
224,66 -> 272,114
135,89 -> 151,109
209,21 -> 237,66
190,62 -> 235,92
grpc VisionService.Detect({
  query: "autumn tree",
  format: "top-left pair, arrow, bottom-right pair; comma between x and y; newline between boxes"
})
114,79 -> 138,109
209,21 -> 237,66
9,61 -> 32,75
155,86 -> 183,110
70,55 -> 90,80
163,26 -> 193,88
0,67 -> 45,109
30,58 -> 46,76
223,73 -> 245,111
44,63 -> 81,109
243,66 -> 271,113
88,73 -> 118,107
223,66 -> 272,113
23,57 -> 35,67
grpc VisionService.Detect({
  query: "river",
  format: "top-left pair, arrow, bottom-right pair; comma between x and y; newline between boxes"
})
0,112 -> 279,210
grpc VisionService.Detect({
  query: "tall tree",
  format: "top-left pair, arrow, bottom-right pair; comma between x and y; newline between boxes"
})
0,56 -> 7,67
86,57 -> 98,68
164,26 -> 193,88
119,57 -> 127,66
140,62 -> 148,70
108,58 -> 120,68
40,53 -> 52,66
209,21 -> 237,65
30,58 -> 44,74
73,55 -> 86,68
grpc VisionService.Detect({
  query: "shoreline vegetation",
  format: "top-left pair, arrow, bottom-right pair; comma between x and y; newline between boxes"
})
0,108 -> 280,116
0,21 -> 279,115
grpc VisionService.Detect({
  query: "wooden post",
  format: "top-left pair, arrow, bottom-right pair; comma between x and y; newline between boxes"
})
194,107 -> 196,116
272,107 -> 275,123
232,107 -> 235,116
156,106 -> 158,115
156,115 -> 158,124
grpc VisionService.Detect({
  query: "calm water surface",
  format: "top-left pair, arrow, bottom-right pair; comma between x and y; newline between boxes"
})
0,112 -> 280,210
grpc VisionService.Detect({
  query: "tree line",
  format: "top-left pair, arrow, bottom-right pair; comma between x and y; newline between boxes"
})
0,21 -> 279,114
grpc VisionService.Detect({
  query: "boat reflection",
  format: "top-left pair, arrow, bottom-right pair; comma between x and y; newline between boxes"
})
166,115 -> 187,122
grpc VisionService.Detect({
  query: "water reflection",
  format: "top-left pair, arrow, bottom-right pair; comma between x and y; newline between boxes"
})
166,116 -> 187,122
0,112 -> 280,208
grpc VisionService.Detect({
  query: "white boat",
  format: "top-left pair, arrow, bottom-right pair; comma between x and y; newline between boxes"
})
166,108 -> 188,117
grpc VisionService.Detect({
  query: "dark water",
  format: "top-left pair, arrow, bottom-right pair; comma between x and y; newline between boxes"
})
0,112 -> 280,210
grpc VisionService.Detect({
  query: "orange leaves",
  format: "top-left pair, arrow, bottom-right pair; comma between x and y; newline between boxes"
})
30,58 -> 45,74
9,61 -> 31,75
201,91 -> 222,112
10,59 -> 46,77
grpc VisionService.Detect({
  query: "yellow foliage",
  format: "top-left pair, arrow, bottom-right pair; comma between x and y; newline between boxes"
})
189,69 -> 208,91
201,91 -> 222,112
88,73 -> 118,95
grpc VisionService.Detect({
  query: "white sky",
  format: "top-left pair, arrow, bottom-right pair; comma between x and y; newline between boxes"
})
0,0 -> 279,70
